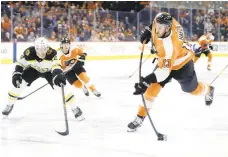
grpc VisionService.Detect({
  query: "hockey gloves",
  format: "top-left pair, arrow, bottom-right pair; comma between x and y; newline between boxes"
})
133,77 -> 150,95
209,45 -> 213,50
53,73 -> 66,87
12,72 -> 22,88
140,24 -> 152,44
12,65 -> 24,88
74,53 -> 87,69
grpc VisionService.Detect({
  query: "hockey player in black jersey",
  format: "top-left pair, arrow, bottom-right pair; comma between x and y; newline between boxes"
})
2,37 -> 84,121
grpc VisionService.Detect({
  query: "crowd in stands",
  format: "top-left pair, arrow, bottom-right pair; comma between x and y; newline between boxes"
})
1,1 -> 228,42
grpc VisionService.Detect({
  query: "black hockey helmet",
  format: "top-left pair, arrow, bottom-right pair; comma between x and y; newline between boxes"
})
155,12 -> 172,25
60,37 -> 70,44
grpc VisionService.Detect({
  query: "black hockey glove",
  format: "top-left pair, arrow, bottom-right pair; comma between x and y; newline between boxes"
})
133,73 -> 158,95
133,77 -> 150,95
12,65 -> 24,88
12,72 -> 22,88
209,45 -> 213,50
74,53 -> 87,69
140,24 -> 152,44
151,44 -> 157,54
53,73 -> 66,87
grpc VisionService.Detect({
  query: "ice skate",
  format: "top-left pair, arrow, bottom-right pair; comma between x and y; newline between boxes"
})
82,85 -> 89,96
92,90 -> 101,97
205,86 -> 214,106
2,104 -> 14,118
127,116 -> 144,132
72,107 -> 85,121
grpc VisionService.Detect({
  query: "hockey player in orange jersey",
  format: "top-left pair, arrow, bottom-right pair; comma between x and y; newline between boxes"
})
193,30 -> 214,71
127,12 -> 215,132
59,37 -> 101,97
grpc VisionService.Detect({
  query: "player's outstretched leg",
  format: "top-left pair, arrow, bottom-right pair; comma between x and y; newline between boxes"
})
128,115 -> 145,132
78,72 -> 101,97
2,81 -> 28,118
63,86 -> 85,121
82,85 -> 89,96
205,86 -> 214,106
190,82 -> 215,106
2,105 -> 14,116
127,83 -> 162,132
72,80 -> 90,96
72,106 -> 84,121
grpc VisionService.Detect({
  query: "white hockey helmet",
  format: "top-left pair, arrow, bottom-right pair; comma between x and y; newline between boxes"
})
34,37 -> 49,59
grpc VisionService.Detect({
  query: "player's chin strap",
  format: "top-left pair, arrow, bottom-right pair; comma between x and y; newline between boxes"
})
139,40 -> 166,141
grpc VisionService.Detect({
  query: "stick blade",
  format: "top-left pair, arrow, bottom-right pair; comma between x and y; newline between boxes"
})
56,130 -> 69,136
17,97 -> 24,100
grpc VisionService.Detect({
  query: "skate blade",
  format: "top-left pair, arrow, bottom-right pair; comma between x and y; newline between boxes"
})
75,115 -> 85,121
2,115 -> 8,119
85,93 -> 89,96
127,128 -> 137,132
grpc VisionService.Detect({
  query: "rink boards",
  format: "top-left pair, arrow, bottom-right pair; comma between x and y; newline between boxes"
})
1,42 -> 228,64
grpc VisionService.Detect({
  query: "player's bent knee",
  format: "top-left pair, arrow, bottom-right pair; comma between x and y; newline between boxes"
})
190,82 -> 209,96
73,80 -> 83,88
78,72 -> 90,83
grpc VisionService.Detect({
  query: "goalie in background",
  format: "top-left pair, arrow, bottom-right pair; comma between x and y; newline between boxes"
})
127,12 -> 215,132
193,30 -> 214,71
58,37 -> 101,97
2,37 -> 85,121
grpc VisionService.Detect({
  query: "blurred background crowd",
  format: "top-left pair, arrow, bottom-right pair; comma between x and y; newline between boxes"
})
1,1 -> 228,42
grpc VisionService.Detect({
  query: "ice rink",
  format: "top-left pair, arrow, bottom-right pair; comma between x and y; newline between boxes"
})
1,57 -> 228,157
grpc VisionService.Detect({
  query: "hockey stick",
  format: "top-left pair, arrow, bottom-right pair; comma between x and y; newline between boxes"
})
129,53 -> 152,78
17,83 -> 49,100
56,84 -> 69,136
139,41 -> 166,141
210,63 -> 228,85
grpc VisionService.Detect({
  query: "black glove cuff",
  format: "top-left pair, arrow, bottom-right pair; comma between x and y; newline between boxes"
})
144,73 -> 157,84
52,69 -> 63,78
15,65 -> 23,73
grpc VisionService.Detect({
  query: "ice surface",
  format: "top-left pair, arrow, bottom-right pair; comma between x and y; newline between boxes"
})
1,57 -> 228,157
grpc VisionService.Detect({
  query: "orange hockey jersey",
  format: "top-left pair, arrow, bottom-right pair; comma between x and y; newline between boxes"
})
59,47 -> 84,72
198,35 -> 214,49
151,14 -> 193,82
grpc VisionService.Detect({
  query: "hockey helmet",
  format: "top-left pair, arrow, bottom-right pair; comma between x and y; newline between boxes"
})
155,12 -> 172,26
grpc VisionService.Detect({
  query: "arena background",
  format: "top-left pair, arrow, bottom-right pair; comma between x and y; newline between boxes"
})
1,1 -> 228,63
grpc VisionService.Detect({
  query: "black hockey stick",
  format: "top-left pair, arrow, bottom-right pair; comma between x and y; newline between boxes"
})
56,84 -> 69,136
139,41 -> 166,141
210,63 -> 228,85
17,83 -> 49,100
129,53 -> 152,78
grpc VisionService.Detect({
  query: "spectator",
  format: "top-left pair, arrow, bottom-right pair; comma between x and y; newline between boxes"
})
48,31 -> 57,41
57,33 -> 62,41
2,1 -> 228,42
220,35 -> 225,41
14,23 -> 25,40
27,31 -> 36,42
204,18 -> 214,32
79,32 -> 85,41
2,15 -> 11,31
2,32 -> 11,42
